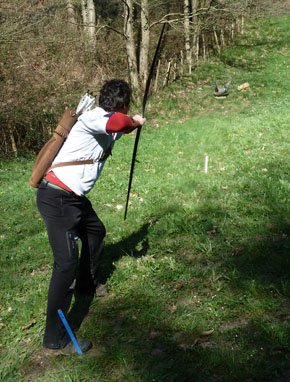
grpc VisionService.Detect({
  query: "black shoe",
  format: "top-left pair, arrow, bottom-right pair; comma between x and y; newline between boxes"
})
43,339 -> 92,356
75,283 -> 107,297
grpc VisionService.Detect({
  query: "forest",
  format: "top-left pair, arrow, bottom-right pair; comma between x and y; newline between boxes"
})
0,0 -> 287,157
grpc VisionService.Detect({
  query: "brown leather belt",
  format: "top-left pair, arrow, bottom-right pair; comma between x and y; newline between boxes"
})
48,159 -> 94,172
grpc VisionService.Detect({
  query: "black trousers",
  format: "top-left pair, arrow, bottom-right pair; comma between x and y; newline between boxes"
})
37,181 -> 106,348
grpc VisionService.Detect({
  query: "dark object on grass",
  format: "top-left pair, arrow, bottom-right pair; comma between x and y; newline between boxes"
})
214,81 -> 231,97
43,338 -> 92,356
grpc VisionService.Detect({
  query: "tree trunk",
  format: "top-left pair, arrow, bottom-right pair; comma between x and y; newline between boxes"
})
191,0 -> 199,66
139,0 -> 150,90
81,0 -> 89,35
154,59 -> 161,93
8,123 -> 17,158
180,50 -> 184,78
81,0 -> 96,46
173,61 -> 177,81
66,0 -> 77,29
87,0 -> 96,46
213,27 -> 221,55
241,15 -> 245,34
163,60 -> 171,88
231,22 -> 235,40
221,29 -> 225,48
202,33 -> 206,60
184,0 -> 192,74
124,0 -> 139,92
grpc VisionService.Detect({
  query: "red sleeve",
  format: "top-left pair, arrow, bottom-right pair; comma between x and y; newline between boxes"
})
106,112 -> 136,134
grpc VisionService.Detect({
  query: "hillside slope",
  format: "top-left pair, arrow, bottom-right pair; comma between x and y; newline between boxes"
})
0,14 -> 289,382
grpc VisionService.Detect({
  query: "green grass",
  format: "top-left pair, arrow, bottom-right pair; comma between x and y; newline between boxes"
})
0,14 -> 290,382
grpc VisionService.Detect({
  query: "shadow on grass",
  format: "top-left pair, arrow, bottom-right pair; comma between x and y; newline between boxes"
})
84,210 -> 289,381
70,163 -> 289,381
98,222 -> 151,284
222,221 -> 290,295
66,223 -> 151,332
28,201 -> 289,381
89,290 -> 290,382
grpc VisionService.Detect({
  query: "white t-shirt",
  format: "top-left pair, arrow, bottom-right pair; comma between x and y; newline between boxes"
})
52,107 -> 123,196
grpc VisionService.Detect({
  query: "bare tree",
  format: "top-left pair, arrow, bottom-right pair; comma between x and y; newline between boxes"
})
81,0 -> 96,46
123,0 -> 139,91
184,0 -> 192,73
191,0 -> 200,66
87,0 -> 96,44
139,0 -> 150,89
66,0 -> 77,29
81,0 -> 89,33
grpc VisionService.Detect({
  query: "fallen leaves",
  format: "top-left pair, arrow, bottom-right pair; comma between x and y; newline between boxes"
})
207,226 -> 218,235
200,329 -> 214,336
167,304 -> 177,313
22,319 -> 36,330
175,329 -> 215,351
238,82 -> 250,91
148,331 -> 158,339
193,329 -> 215,347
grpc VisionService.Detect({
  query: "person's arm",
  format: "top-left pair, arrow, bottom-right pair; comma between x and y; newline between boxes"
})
106,112 -> 146,134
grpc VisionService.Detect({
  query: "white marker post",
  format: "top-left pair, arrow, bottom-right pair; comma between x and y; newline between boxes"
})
205,155 -> 209,174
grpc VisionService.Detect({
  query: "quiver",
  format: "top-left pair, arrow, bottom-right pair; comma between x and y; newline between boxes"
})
29,108 -> 79,188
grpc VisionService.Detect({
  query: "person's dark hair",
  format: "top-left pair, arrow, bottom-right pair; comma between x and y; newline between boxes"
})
99,79 -> 132,112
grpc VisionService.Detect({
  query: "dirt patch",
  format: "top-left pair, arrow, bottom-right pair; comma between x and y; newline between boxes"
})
23,351 -> 53,381
218,318 -> 249,333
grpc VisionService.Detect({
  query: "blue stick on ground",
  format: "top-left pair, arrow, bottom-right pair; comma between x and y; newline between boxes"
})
57,309 -> 83,356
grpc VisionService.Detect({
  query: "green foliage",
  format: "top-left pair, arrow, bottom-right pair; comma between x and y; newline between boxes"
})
0,14 -> 290,382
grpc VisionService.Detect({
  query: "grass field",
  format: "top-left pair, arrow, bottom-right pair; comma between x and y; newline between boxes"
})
0,14 -> 289,382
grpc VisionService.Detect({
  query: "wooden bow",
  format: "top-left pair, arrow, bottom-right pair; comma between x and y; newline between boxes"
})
124,23 -> 166,220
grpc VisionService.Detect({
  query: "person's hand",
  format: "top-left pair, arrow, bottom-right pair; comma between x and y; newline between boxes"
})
132,115 -> 146,127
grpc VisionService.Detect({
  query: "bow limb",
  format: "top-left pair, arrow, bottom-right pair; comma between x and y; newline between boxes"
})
124,23 -> 166,220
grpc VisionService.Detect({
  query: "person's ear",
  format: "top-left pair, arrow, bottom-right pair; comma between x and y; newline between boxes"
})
119,104 -> 129,114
